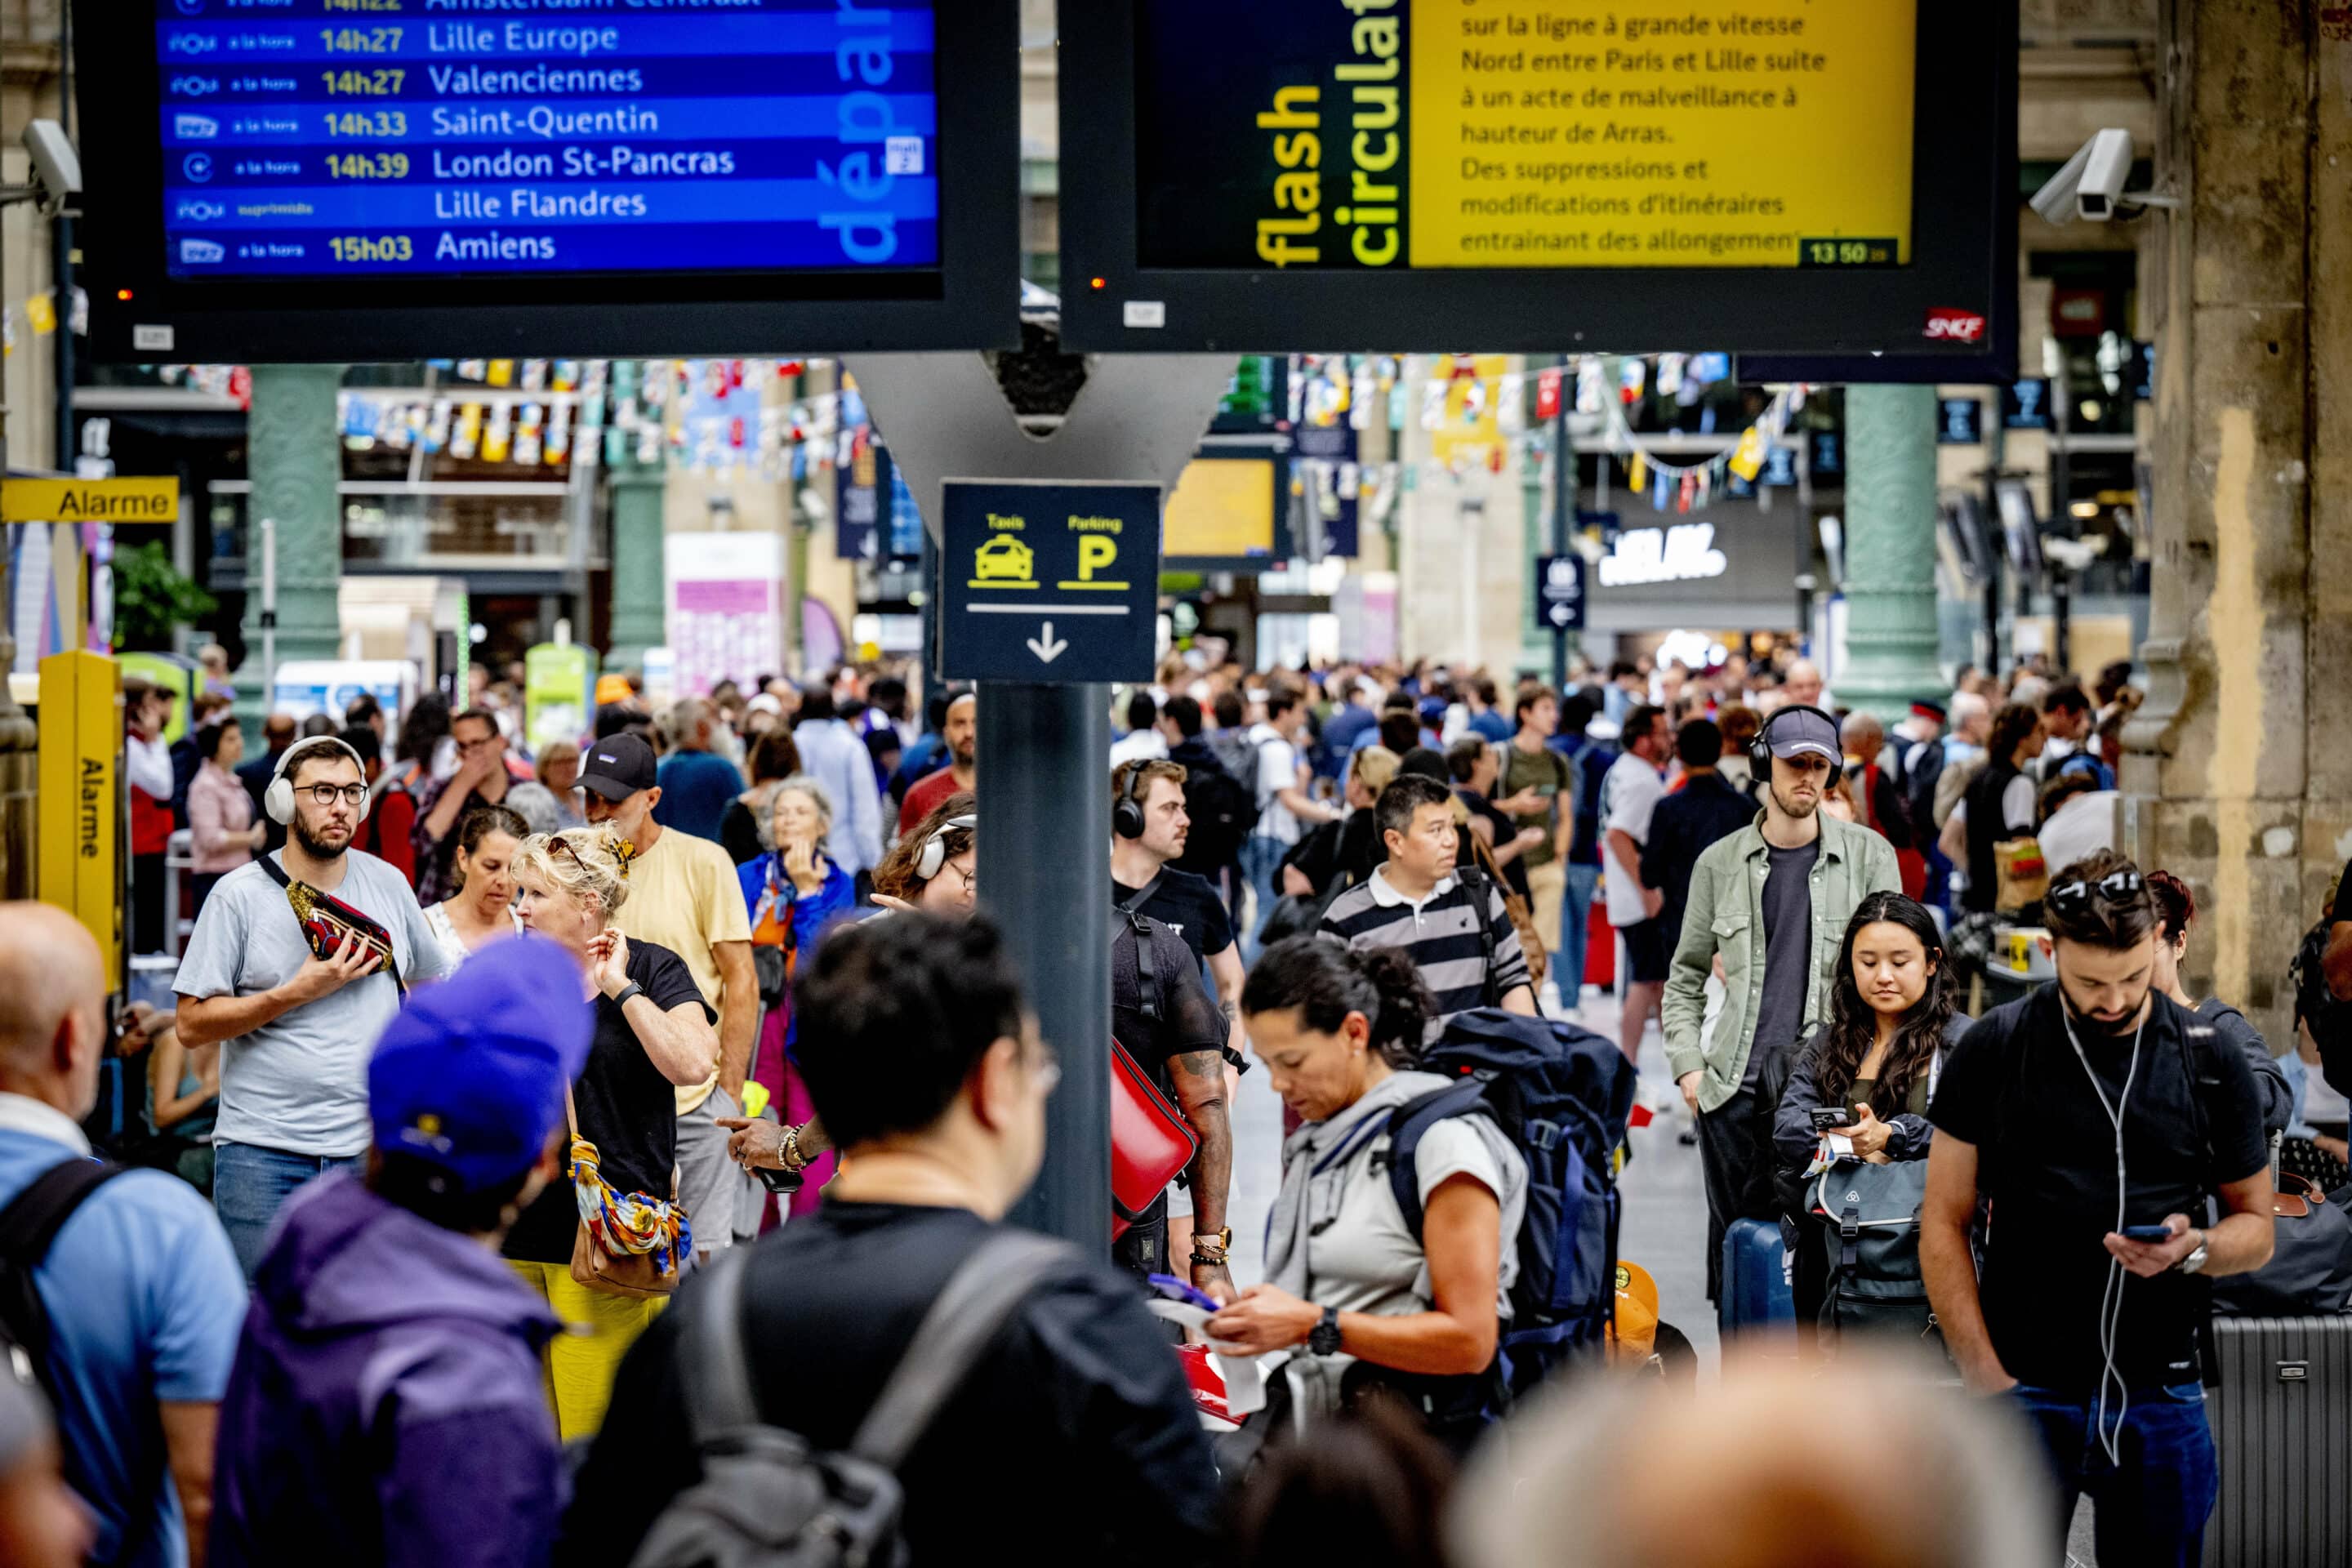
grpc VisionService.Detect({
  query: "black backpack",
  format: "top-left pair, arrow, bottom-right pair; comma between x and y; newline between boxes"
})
1381,1009 -> 1637,1404
2,1157 -> 131,1402
1176,764 -> 1259,875
629,1229 -> 1073,1568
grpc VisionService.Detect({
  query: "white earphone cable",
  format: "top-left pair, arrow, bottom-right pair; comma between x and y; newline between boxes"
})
2060,999 -> 2145,1469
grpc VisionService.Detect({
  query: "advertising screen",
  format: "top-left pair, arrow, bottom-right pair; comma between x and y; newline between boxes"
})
82,1 -> 1018,359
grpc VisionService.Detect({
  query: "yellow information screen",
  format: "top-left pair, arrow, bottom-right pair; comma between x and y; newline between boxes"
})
1134,0 -> 1918,273
1408,1 -> 1914,267
1165,459 -> 1278,559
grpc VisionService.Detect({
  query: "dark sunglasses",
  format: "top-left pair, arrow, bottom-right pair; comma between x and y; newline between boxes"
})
2047,869 -> 2143,913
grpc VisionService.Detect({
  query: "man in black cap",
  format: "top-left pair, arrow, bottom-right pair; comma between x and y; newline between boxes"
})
1662,703 -> 1901,1303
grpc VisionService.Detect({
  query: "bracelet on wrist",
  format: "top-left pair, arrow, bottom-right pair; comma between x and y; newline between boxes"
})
779,1122 -> 808,1173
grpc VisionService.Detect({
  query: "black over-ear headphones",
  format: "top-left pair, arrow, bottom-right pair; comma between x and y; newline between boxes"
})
1112,762 -> 1150,840
1748,704 -> 1840,773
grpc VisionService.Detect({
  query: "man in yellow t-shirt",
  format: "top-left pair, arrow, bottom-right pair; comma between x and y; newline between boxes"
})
577,733 -> 757,1263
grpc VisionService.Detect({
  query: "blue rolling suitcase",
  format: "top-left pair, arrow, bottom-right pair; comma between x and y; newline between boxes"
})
1717,1217 -> 1795,1339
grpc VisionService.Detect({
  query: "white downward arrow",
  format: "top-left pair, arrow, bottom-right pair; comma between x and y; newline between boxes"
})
1027,621 -> 1068,663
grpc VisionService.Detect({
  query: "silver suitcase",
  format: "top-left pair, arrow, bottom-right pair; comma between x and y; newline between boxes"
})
2204,1315 -> 2352,1566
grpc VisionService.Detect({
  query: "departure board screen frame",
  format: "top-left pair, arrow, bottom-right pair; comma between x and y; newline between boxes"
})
1057,0 -> 2015,355
79,1 -> 1022,362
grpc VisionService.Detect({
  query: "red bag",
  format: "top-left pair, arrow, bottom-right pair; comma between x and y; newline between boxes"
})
1111,1039 -> 1196,1240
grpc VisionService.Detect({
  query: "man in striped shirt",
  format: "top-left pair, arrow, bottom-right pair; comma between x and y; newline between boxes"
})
1317,773 -> 1538,1027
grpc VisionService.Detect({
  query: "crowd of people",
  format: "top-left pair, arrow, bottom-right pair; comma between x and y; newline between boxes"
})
8,641 -> 2346,1566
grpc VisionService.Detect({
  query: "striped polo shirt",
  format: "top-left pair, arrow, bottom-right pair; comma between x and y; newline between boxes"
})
1317,865 -> 1533,1027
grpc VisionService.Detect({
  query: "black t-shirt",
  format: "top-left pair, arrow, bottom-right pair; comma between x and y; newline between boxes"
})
558,1203 -> 1219,1567
1927,986 -> 2270,1393
1745,840 -> 1820,1085
503,938 -> 714,1265
1112,912 -> 1230,1229
1112,867 -> 1235,968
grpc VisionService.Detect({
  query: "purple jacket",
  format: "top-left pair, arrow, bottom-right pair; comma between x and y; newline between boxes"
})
211,1172 -> 566,1568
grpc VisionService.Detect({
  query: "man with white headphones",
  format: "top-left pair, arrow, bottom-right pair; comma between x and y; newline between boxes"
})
175,733 -> 454,1276
1922,850 -> 2274,1566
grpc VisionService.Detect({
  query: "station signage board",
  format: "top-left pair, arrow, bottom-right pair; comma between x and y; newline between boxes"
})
1058,0 -> 2017,354
78,0 -> 1022,360
941,480 -> 1160,684
1534,552 -> 1586,631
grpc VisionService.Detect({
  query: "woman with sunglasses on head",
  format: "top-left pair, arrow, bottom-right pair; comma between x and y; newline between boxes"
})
736,776 -> 859,1217
504,828 -> 716,1441
1771,891 -> 1971,1330
2145,871 -> 2292,1139
720,794 -> 978,1182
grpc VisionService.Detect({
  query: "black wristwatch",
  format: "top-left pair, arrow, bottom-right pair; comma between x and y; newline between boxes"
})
1308,1304 -> 1343,1356
610,982 -> 645,1008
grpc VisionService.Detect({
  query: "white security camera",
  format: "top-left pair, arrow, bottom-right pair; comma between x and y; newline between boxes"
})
2031,130 -> 2145,226
23,119 -> 79,207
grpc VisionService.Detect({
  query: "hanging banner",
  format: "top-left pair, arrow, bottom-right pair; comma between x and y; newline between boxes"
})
666,532 -> 786,698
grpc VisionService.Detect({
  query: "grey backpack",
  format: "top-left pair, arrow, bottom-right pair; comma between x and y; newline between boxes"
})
1809,1158 -> 1940,1345
629,1230 -> 1073,1568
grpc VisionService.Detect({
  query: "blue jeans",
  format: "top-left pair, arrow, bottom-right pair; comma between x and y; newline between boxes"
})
2007,1380 -> 2217,1567
214,1142 -> 364,1278
1241,835 -> 1290,964
1561,862 -> 1600,999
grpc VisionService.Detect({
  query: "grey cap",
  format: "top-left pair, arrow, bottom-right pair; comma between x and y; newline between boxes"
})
1764,706 -> 1842,764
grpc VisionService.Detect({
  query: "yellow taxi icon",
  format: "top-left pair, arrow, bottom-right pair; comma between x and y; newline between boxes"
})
973,535 -> 1034,582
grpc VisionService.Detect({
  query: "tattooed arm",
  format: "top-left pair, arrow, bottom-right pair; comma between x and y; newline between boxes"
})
1168,1046 -> 1233,1299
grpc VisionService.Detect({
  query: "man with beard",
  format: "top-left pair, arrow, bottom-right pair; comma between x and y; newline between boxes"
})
175,735 -> 453,1276
1923,853 -> 2273,1566
1662,705 -> 1899,1304
899,690 -> 977,835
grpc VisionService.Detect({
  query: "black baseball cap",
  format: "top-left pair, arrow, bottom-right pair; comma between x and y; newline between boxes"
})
1762,707 -> 1842,764
577,733 -> 657,800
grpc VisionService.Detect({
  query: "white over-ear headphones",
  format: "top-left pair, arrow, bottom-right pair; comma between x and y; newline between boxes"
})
913,814 -> 976,880
265,736 -> 373,826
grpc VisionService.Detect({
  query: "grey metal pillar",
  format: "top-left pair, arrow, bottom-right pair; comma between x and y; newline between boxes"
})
1836,383 -> 1944,723
851,350 -> 1232,1247
978,684 -> 1111,1241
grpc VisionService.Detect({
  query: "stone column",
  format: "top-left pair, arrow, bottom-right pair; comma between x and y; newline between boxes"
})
2122,0 -> 2329,1042
604,471 -> 668,673
238,364 -> 346,724
1835,383 -> 1944,724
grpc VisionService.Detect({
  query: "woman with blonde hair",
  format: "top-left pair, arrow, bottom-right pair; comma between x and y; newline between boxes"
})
502,828 -> 717,1440
737,776 -> 858,1214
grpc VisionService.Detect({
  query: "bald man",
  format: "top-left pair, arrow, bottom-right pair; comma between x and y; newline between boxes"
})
0,905 -> 244,1568
1780,658 -> 1825,710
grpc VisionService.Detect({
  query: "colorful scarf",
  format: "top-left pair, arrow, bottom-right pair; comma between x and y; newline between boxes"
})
570,1134 -> 691,1276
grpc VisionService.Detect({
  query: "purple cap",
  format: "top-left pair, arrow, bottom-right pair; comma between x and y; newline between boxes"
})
1764,707 -> 1842,764
368,935 -> 593,1192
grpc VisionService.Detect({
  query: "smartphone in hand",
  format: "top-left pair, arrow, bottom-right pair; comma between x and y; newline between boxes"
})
2118,1223 -> 2176,1244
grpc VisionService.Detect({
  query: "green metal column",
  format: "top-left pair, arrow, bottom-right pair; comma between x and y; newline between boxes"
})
604,472 -> 668,673
1836,383 -> 1944,722
238,364 -> 347,724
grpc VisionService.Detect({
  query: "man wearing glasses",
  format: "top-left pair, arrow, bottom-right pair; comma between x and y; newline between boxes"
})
1922,851 -> 2274,1566
176,736 -> 455,1275
410,706 -> 520,903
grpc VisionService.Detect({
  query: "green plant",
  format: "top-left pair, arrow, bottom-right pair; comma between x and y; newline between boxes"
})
111,541 -> 218,652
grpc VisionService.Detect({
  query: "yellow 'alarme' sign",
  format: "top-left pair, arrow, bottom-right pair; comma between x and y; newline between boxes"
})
2,477 -> 180,523
38,651 -> 123,979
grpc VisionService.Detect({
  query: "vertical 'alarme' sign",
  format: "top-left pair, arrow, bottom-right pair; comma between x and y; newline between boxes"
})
1254,1 -> 1409,269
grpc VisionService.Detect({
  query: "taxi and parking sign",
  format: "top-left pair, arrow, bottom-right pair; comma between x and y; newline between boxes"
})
941,479 -> 1160,684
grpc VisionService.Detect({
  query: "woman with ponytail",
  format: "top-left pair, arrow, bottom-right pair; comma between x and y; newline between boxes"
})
1208,937 -> 1527,1450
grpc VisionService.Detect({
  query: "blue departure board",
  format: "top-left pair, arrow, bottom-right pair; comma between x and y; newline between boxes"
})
153,1 -> 940,281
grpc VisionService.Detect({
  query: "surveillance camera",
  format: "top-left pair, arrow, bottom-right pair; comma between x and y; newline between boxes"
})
2031,129 -> 2133,226
2074,129 -> 2133,221
23,120 -> 79,205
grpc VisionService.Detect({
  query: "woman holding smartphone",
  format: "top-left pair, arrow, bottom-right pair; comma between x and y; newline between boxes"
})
504,828 -> 715,1441
1205,938 -> 1526,1454
1771,891 -> 1971,1330
737,776 -> 858,1215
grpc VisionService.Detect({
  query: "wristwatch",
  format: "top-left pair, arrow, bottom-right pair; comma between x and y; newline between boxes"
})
611,982 -> 645,1008
1308,1304 -> 1343,1356
2176,1231 -> 2210,1276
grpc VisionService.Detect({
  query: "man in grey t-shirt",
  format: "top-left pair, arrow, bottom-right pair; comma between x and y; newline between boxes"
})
175,735 -> 451,1274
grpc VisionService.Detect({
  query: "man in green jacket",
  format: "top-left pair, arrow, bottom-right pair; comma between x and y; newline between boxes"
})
1661,705 -> 1900,1305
